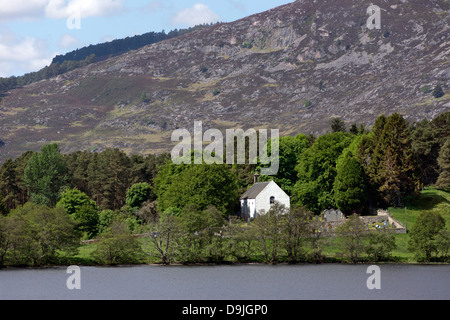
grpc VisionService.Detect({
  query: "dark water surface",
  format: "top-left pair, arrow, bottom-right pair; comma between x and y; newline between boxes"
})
0,264 -> 448,300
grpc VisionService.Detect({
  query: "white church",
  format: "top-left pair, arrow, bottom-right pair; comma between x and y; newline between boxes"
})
240,174 -> 290,220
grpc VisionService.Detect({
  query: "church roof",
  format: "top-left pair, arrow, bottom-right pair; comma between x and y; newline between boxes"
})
240,182 -> 271,200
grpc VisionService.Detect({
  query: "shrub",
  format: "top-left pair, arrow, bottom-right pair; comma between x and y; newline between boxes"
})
422,86 -> 431,94
126,182 -> 154,209
92,222 -> 144,265
432,84 -> 445,98
408,211 -> 445,261
1,203 -> 80,266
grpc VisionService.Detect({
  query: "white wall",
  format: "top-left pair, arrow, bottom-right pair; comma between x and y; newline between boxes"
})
255,181 -> 290,218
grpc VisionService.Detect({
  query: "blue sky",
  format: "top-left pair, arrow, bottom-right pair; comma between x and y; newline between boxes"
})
0,0 -> 294,77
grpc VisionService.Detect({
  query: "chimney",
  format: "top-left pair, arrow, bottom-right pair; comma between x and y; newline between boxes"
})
254,172 -> 259,184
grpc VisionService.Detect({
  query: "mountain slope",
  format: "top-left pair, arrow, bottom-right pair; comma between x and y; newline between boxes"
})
1,0 -> 449,162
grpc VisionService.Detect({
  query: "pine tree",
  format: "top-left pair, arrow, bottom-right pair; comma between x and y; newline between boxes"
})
65,150 -> 92,193
13,151 -> 33,206
87,149 -> 132,210
330,118 -> 346,133
0,159 -> 19,210
87,152 -> 103,208
370,114 -> 420,206
436,138 -> 450,191
0,195 -> 8,216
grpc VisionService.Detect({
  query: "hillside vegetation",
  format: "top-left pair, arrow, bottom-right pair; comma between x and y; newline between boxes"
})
0,111 -> 448,266
0,0 -> 449,162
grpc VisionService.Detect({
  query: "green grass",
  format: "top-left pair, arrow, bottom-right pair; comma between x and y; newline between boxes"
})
389,187 -> 450,231
388,187 -> 450,262
68,243 -> 98,265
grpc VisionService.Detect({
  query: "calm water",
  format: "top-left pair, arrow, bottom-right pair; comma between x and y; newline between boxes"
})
0,264 -> 449,300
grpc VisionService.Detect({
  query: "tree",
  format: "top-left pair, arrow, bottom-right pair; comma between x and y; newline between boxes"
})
252,202 -> 287,263
349,123 -> 359,135
57,188 -> 98,215
432,84 -> 445,98
259,134 -> 310,195
365,114 -> 420,207
57,188 -> 99,238
148,209 -> 181,265
126,182 -> 154,209
0,195 -> 8,216
0,214 -> 13,267
73,204 -> 100,239
335,214 -> 366,263
434,230 -> 450,260
141,91 -> 149,103
0,159 -> 20,210
201,205 -> 227,262
99,148 -> 132,210
2,203 -> 80,266
365,229 -> 396,262
64,150 -> 92,193
330,118 -> 346,133
408,211 -> 446,261
87,149 -> 132,210
436,138 -> 450,191
224,217 -> 257,262
410,112 -> 449,186
23,144 -> 69,207
171,204 -> 225,263
155,162 -> 239,218
293,132 -> 353,214
281,206 -> 312,263
411,120 -> 438,185
92,221 -> 144,265
333,151 -> 367,214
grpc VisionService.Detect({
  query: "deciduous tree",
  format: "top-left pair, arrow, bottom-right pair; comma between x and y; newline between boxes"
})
335,214 -> 366,263
333,151 -> 367,214
293,132 -> 353,214
408,211 -> 446,261
23,144 -> 69,207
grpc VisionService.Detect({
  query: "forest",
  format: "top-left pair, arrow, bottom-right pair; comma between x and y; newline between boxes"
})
0,24 -> 212,95
0,111 -> 449,267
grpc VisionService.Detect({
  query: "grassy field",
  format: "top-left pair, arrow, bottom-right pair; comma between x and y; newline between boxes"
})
388,187 -> 450,262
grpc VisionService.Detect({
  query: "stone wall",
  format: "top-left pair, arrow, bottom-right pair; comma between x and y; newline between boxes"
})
314,209 -> 407,234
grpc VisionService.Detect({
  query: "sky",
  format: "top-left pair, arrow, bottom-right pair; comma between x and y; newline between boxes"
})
0,0 -> 294,78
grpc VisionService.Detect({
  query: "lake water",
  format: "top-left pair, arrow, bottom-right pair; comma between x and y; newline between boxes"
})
0,264 -> 449,300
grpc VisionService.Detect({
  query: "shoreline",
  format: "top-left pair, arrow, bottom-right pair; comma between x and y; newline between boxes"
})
2,260 -> 449,270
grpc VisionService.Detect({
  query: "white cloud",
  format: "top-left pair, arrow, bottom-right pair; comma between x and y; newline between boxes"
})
0,0 -> 124,21
172,3 -> 221,27
46,0 -> 123,19
58,33 -> 79,48
0,27 -> 52,77
0,0 -> 48,20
